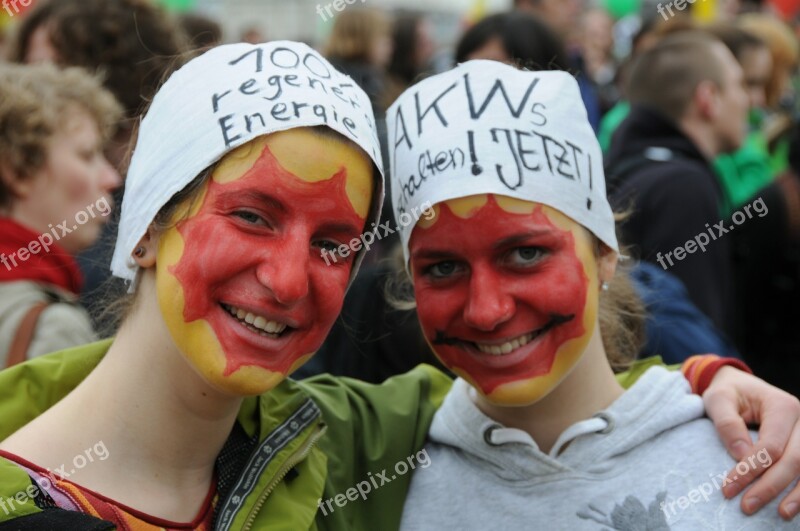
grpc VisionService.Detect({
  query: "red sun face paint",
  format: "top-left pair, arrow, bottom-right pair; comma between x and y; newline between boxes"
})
409,195 -> 599,405
156,128 -> 373,396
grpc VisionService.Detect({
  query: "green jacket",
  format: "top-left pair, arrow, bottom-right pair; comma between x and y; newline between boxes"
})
0,341 -> 663,530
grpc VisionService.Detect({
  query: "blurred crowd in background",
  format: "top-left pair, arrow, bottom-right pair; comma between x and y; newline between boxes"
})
1,0 -> 799,396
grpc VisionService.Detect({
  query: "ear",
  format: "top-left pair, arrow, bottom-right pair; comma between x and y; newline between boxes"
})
597,243 -> 618,288
0,163 -> 37,201
131,228 -> 159,269
694,80 -> 720,120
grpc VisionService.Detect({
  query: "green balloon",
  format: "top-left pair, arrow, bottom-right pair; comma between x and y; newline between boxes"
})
157,0 -> 197,12
602,0 -> 640,18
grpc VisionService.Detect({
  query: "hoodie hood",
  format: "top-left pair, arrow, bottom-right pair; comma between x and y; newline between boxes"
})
427,366 -> 704,480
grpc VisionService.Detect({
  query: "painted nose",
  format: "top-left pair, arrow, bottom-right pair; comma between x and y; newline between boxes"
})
255,240 -> 310,305
462,265 -> 515,331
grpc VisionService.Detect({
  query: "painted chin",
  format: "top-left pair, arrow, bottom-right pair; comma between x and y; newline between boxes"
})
432,315 -> 584,398
204,301 -> 311,377
437,315 -> 572,370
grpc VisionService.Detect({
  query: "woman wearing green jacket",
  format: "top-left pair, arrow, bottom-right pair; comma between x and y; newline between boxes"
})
0,42 -> 799,530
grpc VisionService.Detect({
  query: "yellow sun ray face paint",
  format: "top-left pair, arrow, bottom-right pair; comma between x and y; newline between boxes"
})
156,128 -> 374,396
409,194 -> 599,405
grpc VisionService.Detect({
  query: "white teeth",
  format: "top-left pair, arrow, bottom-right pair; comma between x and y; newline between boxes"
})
224,305 -> 288,335
476,333 -> 534,356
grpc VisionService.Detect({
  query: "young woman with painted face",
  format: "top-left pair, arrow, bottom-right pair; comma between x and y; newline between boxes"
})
391,62 -> 800,528
0,41 -> 452,530
0,44 -> 798,531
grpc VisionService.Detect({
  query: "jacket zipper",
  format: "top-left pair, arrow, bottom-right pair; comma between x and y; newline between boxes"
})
241,422 -> 327,531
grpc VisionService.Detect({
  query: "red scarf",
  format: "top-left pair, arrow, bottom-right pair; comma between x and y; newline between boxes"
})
0,217 -> 83,294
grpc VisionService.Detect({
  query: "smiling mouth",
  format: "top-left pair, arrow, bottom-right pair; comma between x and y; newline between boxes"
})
220,303 -> 291,338
433,313 -> 574,356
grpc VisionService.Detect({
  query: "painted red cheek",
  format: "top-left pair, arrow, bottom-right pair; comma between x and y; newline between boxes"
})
168,144 -> 364,376
413,199 -> 588,394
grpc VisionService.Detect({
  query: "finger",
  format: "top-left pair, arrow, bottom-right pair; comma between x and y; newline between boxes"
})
703,387 -> 753,462
722,391 -> 800,499
738,424 -> 800,516
778,478 -> 800,520
721,447 -> 773,500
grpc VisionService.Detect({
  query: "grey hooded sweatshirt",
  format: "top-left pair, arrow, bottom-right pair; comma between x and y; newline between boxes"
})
400,367 -> 792,530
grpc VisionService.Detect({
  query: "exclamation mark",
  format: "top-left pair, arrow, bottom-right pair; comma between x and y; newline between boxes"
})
468,131 -> 483,176
587,154 -> 593,210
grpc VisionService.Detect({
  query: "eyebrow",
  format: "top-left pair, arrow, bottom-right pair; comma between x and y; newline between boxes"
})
493,230 -> 557,250
411,230 -> 559,260
216,189 -> 286,212
410,249 -> 461,261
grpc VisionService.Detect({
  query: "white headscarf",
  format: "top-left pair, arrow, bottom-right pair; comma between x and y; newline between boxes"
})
387,61 -> 617,261
111,41 -> 384,290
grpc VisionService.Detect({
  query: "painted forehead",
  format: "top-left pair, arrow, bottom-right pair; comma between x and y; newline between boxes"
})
212,128 -> 373,218
415,194 -> 584,234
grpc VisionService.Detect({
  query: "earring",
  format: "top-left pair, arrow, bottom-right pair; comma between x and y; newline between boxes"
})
134,246 -> 146,258
601,281 -> 609,291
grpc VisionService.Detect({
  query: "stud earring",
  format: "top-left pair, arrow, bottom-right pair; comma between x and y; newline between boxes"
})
134,246 -> 146,258
601,281 -> 609,291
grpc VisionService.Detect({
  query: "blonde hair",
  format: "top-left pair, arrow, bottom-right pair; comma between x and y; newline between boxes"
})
324,8 -> 390,63
0,63 -> 122,207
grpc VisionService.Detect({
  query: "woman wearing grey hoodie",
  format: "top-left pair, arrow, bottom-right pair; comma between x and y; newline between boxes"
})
386,60 -> 797,529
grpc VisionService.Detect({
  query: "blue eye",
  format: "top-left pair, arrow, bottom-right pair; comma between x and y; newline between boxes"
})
233,211 -> 266,225
509,247 -> 546,266
425,261 -> 461,278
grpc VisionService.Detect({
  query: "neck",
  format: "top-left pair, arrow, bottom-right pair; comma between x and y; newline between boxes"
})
473,330 -> 624,455
5,274 -> 243,517
679,117 -> 719,161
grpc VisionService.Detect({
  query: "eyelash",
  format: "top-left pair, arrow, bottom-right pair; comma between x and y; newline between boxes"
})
422,246 -> 548,279
230,211 -> 350,260
233,210 -> 269,226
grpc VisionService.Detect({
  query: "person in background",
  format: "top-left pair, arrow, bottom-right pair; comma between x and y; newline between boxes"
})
607,32 -> 750,337
325,7 -> 394,263
8,0 -> 188,333
513,0 -> 582,44
324,7 -> 392,127
0,63 -> 121,367
739,13 -> 799,175
579,7 -> 619,115
10,0 -> 187,167
383,11 -> 436,109
455,11 -> 571,70
513,0 -> 602,130
708,24 -> 776,216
